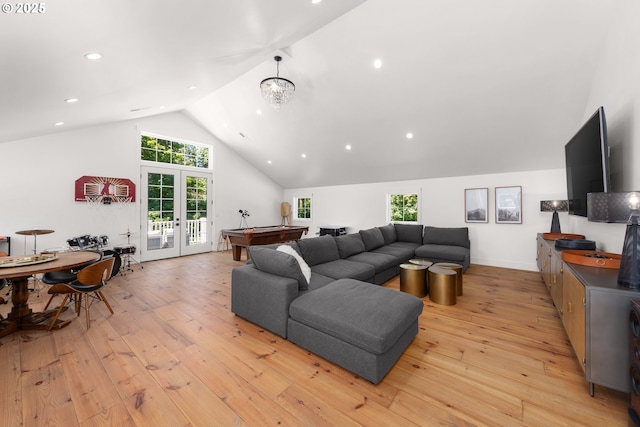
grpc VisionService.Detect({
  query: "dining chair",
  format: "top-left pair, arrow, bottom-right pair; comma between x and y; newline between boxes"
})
46,257 -> 116,330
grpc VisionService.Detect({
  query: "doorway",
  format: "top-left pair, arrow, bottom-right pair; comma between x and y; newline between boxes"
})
140,166 -> 213,261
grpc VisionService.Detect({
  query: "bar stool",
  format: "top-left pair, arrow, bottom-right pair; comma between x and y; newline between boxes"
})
428,266 -> 457,305
433,262 -> 463,296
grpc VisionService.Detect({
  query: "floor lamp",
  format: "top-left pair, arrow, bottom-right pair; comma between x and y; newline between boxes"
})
588,192 -> 640,288
540,200 -> 569,233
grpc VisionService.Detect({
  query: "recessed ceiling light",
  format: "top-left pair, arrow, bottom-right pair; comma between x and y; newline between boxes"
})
373,58 -> 382,69
406,132 -> 413,139
345,144 -> 352,150
311,0 -> 322,4
65,98 -> 78,103
84,52 -> 102,60
256,109 -> 263,116
188,85 -> 197,90
301,154 -> 307,158
267,160 -> 272,164
54,122 -> 64,126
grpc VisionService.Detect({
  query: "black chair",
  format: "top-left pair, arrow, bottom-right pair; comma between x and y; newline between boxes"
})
41,249 -> 103,286
45,257 -> 115,330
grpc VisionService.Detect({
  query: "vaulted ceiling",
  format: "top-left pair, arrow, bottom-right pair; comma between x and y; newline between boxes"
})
1,0 -> 622,188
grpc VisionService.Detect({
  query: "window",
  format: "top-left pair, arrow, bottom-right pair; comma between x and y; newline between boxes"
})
294,197 -> 312,220
141,134 -> 210,169
389,193 -> 419,222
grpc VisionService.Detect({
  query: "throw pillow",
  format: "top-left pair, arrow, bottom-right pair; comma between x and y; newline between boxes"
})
378,223 -> 397,245
394,223 -> 424,244
359,227 -> 385,251
334,233 -> 366,258
248,246 -> 309,290
297,235 -> 340,266
423,226 -> 470,248
277,244 -> 311,284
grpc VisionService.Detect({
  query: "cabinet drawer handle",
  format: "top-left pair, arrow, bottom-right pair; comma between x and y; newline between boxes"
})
568,302 -> 572,313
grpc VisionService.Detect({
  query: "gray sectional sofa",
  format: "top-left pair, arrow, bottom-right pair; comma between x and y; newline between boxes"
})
230,223 -> 470,383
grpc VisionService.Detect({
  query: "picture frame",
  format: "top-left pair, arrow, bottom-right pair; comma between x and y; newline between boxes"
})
465,188 -> 488,223
495,186 -> 522,224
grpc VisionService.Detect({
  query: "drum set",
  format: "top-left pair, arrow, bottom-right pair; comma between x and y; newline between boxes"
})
65,231 -> 141,275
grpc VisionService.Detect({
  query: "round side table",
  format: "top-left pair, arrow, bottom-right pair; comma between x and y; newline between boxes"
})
428,266 -> 457,305
399,263 -> 428,297
433,262 -> 463,296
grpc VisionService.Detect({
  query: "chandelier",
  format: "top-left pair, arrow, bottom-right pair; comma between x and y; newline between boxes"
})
260,55 -> 295,111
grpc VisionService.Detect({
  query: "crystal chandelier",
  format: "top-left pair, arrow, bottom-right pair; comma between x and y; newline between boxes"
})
260,56 -> 295,111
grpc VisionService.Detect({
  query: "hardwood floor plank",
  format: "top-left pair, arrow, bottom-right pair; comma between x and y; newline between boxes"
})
0,253 -> 629,426
176,343 -> 304,427
79,402 -> 137,427
0,335 -> 23,427
121,325 -> 243,426
87,320 -> 192,427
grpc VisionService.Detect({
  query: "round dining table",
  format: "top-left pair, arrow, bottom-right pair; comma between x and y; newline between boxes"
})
0,251 -> 101,338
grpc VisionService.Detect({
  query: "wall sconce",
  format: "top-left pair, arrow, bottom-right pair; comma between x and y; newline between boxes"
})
540,200 -> 569,233
588,192 -> 640,288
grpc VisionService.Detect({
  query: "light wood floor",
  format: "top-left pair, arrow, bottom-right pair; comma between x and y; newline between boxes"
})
0,251 -> 630,426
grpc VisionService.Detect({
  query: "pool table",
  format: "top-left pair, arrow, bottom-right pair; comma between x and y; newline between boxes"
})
221,225 -> 309,261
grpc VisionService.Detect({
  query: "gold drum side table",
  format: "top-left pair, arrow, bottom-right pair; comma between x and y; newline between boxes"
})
433,262 -> 463,296
399,263 -> 428,297
428,266 -> 457,305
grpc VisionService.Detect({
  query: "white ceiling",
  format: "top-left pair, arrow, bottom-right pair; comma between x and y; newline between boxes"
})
1,0 -> 623,189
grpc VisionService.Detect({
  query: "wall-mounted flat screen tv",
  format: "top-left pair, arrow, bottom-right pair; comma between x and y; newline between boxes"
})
565,106 -> 611,217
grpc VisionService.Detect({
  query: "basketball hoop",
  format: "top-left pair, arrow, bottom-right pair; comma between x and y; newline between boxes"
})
85,195 -> 102,208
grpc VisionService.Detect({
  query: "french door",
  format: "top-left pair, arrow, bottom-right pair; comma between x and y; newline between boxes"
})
140,166 -> 213,261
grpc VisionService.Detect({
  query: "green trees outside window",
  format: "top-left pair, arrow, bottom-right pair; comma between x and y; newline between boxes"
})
296,197 -> 312,219
390,193 -> 418,222
141,135 -> 210,168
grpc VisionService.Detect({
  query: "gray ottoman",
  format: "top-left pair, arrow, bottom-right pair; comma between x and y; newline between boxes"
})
287,278 -> 424,384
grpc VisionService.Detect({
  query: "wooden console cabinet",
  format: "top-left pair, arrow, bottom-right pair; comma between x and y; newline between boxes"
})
537,234 -> 637,395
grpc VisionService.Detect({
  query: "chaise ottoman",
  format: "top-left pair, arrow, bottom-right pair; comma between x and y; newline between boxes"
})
287,278 -> 424,384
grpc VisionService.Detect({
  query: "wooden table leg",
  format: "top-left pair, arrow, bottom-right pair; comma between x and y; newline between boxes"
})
231,245 -> 243,261
0,276 -> 71,338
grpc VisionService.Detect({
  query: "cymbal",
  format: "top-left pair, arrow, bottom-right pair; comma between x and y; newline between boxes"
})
120,231 -> 136,236
16,229 -> 54,236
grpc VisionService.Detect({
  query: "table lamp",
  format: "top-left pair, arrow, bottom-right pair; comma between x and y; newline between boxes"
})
588,191 -> 640,288
540,200 -> 569,233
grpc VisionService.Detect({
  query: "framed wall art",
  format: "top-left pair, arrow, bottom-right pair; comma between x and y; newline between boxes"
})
465,188 -> 488,223
495,186 -> 522,224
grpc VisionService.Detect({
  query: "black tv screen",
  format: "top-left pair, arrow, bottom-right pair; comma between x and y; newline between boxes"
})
565,106 -> 611,217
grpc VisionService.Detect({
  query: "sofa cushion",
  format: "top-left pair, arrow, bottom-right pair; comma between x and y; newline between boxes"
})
394,223 -> 424,244
414,244 -> 468,263
359,227 -> 385,251
346,251 -> 398,273
248,246 -> 309,290
378,224 -> 397,245
372,241 -> 420,264
289,278 -> 424,354
334,233 -> 366,259
311,259 -> 375,283
277,244 -> 311,284
423,226 -> 470,248
297,235 -> 340,266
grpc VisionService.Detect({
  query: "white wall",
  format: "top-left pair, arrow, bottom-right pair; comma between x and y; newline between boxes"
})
285,168 -> 568,271
0,111 -> 283,255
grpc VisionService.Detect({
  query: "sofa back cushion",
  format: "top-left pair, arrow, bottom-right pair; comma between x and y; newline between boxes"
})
334,233 -> 366,258
423,226 -> 470,248
248,246 -> 310,290
359,227 -> 385,251
394,223 -> 424,244
297,235 -> 340,266
377,224 -> 397,245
